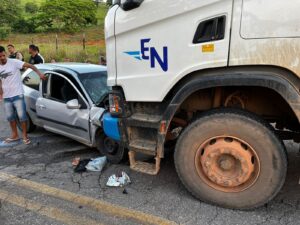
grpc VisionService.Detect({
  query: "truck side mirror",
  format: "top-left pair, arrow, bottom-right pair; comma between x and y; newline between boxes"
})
121,0 -> 143,11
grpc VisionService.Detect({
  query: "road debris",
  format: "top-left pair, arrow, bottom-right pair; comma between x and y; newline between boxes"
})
72,157 -> 81,166
74,159 -> 91,173
106,172 -> 131,187
85,157 -> 107,172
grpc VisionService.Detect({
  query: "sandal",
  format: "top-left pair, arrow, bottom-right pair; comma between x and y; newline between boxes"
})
4,137 -> 20,143
23,138 -> 31,145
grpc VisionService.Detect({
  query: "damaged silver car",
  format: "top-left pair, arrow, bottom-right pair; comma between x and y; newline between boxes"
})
21,63 -> 126,163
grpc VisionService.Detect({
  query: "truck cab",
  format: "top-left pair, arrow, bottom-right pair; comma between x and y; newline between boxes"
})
104,0 -> 300,209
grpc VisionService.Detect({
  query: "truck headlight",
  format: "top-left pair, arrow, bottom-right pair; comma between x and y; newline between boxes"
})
109,93 -> 123,115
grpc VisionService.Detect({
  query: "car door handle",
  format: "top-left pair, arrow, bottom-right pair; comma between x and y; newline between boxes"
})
37,104 -> 47,110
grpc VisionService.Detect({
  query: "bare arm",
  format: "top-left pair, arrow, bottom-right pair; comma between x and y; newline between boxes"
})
23,63 -> 46,80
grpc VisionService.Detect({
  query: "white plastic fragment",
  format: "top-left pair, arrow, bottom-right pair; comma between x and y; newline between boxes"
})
106,172 -> 131,187
85,156 -> 107,172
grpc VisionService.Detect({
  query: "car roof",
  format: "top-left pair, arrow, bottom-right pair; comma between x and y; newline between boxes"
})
35,63 -> 107,75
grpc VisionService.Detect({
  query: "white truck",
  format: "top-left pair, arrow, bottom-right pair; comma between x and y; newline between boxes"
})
103,0 -> 300,209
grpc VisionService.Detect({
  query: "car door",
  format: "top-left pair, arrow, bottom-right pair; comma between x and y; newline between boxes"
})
22,69 -> 48,121
36,72 -> 91,145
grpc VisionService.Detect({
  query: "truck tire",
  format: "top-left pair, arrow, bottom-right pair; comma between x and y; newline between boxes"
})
95,130 -> 127,164
174,108 -> 287,209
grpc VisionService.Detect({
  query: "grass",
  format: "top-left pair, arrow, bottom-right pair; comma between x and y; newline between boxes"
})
5,40 -> 107,64
0,1 -> 109,64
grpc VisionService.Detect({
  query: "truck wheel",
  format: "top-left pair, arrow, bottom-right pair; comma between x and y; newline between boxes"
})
16,113 -> 36,133
174,109 -> 287,209
96,131 -> 127,164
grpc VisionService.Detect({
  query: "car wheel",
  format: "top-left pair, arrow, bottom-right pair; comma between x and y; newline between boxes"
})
16,113 -> 36,133
174,108 -> 287,209
96,130 -> 127,164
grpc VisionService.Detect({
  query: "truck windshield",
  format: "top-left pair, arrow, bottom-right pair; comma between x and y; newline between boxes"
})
78,71 -> 110,104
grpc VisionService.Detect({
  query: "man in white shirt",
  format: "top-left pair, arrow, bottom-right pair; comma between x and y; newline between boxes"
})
0,46 -> 46,145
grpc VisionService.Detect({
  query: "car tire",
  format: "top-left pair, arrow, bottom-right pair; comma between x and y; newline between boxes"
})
16,113 -> 36,133
174,108 -> 287,210
95,130 -> 127,164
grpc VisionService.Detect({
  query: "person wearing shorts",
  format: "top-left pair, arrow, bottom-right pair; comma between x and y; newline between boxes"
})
0,46 -> 46,145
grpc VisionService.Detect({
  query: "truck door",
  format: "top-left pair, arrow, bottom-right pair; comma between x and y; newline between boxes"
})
114,0 -> 234,102
229,0 -> 300,76
240,0 -> 300,39
36,72 -> 91,144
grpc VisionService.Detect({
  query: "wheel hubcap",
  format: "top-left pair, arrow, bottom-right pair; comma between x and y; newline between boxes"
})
195,136 -> 260,192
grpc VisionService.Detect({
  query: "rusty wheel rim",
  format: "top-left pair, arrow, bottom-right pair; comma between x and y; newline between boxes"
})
195,136 -> 260,193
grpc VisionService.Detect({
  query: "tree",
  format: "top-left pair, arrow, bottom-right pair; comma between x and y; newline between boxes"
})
39,0 -> 97,33
25,2 -> 39,14
0,0 -> 21,39
12,17 -> 40,34
0,0 -> 21,26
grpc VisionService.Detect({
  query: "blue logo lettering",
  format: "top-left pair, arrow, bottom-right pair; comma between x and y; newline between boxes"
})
124,38 -> 169,72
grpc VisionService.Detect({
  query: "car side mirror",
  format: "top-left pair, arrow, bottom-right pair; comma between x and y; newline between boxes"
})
121,0 -> 143,11
66,99 -> 81,110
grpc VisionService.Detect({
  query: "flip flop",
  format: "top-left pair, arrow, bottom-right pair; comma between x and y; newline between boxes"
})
4,137 -> 20,143
23,138 -> 31,145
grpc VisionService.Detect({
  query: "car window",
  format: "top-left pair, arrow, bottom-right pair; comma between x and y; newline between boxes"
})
78,71 -> 110,104
23,70 -> 47,91
47,74 -> 86,108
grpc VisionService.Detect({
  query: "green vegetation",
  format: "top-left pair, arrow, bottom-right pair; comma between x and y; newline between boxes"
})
25,2 -> 39,14
38,0 -> 97,33
0,0 -> 22,39
21,0 -> 44,6
0,0 -> 110,64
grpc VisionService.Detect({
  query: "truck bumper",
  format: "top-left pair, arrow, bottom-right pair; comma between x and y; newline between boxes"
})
103,113 -> 121,141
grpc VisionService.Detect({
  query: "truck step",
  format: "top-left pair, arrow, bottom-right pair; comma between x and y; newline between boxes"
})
129,140 -> 156,156
128,151 -> 161,175
127,113 -> 162,128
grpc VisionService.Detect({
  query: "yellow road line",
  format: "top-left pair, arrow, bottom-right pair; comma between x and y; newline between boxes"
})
0,172 -> 177,225
0,189 -> 104,225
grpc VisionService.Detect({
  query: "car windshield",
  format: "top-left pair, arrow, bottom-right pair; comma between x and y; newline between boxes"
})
78,71 -> 110,104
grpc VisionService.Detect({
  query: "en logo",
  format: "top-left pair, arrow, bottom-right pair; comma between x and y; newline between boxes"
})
124,38 -> 169,72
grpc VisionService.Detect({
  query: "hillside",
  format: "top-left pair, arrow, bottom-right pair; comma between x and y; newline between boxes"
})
0,1 -> 109,64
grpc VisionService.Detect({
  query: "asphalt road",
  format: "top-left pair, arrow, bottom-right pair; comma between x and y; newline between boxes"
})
1,101 -> 300,225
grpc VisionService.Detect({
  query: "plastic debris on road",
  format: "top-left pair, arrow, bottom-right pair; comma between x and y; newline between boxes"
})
85,156 -> 107,172
106,172 -> 131,187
